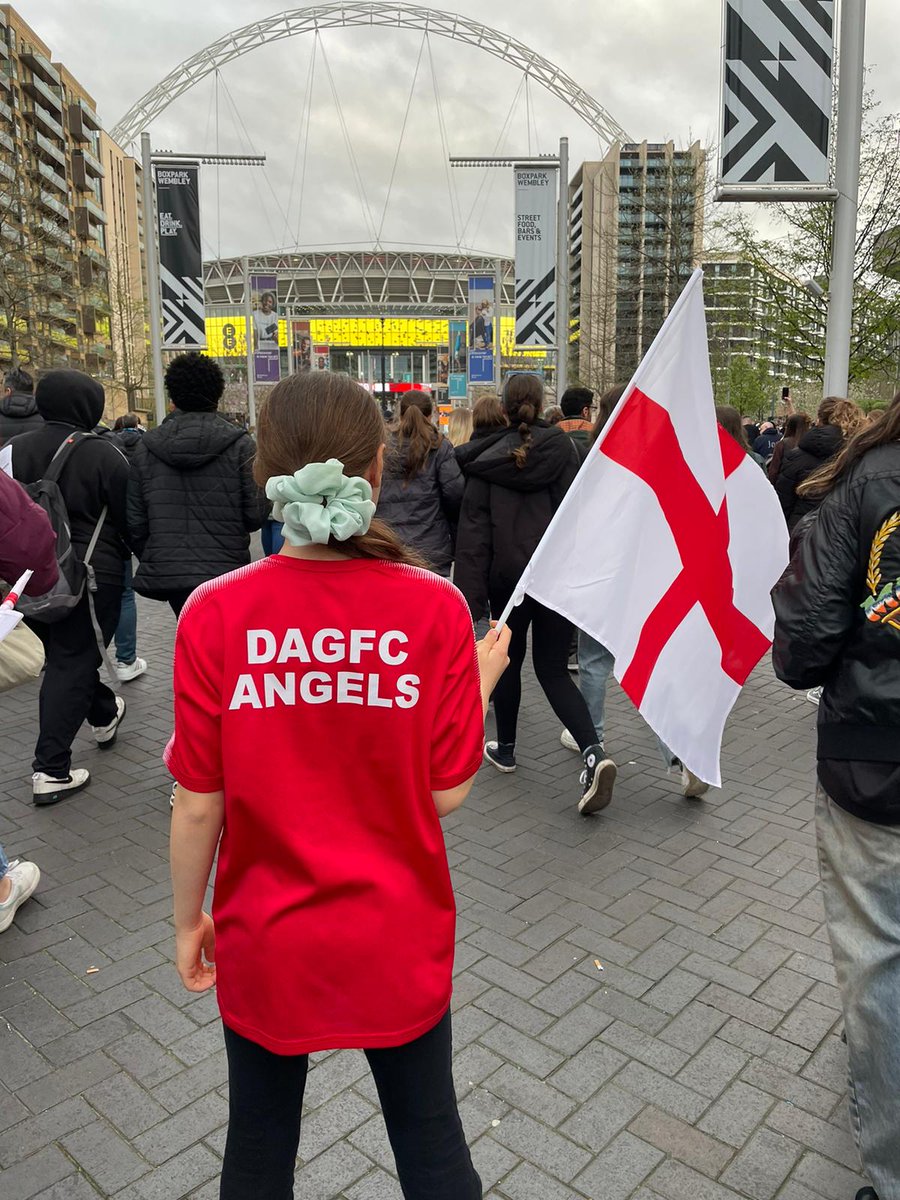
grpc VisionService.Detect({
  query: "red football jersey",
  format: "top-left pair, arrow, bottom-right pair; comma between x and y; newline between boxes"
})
165,555 -> 484,1055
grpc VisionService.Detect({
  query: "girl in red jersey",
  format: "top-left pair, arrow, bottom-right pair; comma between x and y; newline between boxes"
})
167,372 -> 509,1200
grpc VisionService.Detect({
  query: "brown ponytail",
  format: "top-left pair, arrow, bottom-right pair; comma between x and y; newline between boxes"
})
394,391 -> 440,482
502,374 -> 544,468
255,372 -> 426,567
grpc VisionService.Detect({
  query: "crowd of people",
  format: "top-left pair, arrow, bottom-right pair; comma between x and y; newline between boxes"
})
0,358 -> 897,1200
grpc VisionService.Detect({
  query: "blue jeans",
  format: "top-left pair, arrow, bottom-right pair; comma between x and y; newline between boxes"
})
577,630 -> 677,766
0,843 -> 7,881
816,786 -> 900,1198
114,558 -> 137,665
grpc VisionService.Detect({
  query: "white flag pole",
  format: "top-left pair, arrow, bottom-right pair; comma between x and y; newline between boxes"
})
492,268 -> 705,635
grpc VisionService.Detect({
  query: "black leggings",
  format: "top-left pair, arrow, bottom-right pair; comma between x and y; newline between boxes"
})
491,592 -> 597,753
220,1010 -> 481,1200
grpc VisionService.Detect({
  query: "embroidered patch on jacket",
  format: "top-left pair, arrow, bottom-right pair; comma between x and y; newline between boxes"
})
862,511 -> 900,631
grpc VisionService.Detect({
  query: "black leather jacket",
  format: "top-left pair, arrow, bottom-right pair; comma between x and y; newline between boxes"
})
772,442 -> 900,814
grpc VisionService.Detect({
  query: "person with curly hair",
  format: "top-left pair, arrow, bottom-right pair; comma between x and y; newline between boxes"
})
775,396 -> 866,531
128,352 -> 269,617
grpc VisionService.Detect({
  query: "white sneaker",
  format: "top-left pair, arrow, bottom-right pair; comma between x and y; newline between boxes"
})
680,765 -> 710,799
806,686 -> 823,705
560,728 -> 580,752
169,781 -> 177,810
91,696 -> 126,749
0,861 -> 41,932
115,657 -> 147,683
32,768 -> 90,807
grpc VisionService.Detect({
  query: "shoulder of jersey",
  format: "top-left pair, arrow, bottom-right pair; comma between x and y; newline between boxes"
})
179,559 -> 274,621
382,562 -> 471,618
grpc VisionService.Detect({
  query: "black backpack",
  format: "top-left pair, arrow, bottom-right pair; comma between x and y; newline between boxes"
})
15,432 -> 108,624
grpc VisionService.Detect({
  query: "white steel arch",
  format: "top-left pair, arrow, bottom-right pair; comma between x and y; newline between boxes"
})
111,2 -> 632,149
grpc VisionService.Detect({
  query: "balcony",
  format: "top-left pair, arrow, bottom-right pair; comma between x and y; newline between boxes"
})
0,98 -> 14,125
82,196 -> 107,225
74,145 -> 104,178
74,205 -> 103,243
39,190 -> 70,220
24,74 -> 63,114
20,45 -> 61,87
0,36 -> 8,60
40,217 -> 72,247
82,305 -> 97,335
0,67 -> 12,94
0,158 -> 14,183
0,128 -> 12,152
25,102 -> 65,141
67,99 -> 100,142
35,130 -> 66,169
38,299 -> 77,324
36,159 -> 67,194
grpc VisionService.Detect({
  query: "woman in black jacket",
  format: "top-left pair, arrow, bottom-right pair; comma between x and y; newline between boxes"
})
775,397 -> 864,530
773,392 -> 900,1200
128,353 -> 269,616
454,374 -> 615,814
377,391 -> 463,576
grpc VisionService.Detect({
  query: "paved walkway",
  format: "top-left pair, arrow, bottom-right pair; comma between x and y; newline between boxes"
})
0,593 -> 865,1199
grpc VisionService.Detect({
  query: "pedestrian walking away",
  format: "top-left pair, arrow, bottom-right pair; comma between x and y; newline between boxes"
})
0,367 -> 42,446
768,411 -> 812,484
377,389 -> 464,576
776,396 -> 866,530
127,352 -> 269,617
5,369 -> 130,805
454,372 -> 616,814
773,390 -> 900,1200
167,370 -> 510,1199
111,413 -> 148,682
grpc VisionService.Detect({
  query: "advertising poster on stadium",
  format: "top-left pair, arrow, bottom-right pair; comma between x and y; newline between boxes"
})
155,161 -> 205,349
514,167 -> 556,346
312,344 -> 331,371
467,277 -> 494,384
250,273 -> 280,383
448,318 -> 467,398
290,320 -> 312,373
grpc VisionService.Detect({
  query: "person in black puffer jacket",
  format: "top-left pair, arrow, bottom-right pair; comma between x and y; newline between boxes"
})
772,390 -> 900,1200
377,390 -> 463,576
454,373 -> 615,815
454,393 -> 508,472
775,396 -> 865,530
128,353 -> 269,616
0,367 -> 43,446
7,369 -> 130,804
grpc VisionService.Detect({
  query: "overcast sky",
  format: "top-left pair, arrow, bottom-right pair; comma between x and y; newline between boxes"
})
19,0 -> 900,262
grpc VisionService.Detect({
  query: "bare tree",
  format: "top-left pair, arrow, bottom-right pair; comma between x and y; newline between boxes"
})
106,235 -> 149,409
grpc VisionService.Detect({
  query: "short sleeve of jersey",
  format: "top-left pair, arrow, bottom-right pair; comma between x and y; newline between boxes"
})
430,591 -> 484,791
164,593 -> 225,792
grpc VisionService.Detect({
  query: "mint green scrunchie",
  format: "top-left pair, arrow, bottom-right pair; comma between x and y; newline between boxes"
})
266,459 -> 376,546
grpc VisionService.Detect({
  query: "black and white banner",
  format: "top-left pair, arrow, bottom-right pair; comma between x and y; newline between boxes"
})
514,167 -> 556,346
719,0 -> 834,189
155,161 -> 206,349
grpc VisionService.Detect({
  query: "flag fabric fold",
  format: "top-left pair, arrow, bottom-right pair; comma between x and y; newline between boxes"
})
504,269 -> 790,786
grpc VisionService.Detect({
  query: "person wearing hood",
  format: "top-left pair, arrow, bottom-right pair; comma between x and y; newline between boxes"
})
377,390 -> 463,576
0,368 -> 43,446
4,368 -> 130,805
776,397 -> 865,531
128,352 -> 269,616
454,373 -> 616,815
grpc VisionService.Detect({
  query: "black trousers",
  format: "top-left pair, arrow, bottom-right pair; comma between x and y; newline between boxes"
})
490,591 -> 597,753
32,584 -> 122,777
220,1010 -> 481,1200
159,589 -> 194,619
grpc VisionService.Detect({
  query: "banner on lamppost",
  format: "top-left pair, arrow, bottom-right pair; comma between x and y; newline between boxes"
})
290,320 -> 312,373
467,277 -> 495,385
312,344 -> 331,371
448,318 -> 467,399
514,167 -> 556,345
250,273 -> 280,383
718,0 -> 834,192
156,161 -> 206,349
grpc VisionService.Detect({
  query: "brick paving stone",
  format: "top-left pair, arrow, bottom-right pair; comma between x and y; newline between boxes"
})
0,590 -> 875,1197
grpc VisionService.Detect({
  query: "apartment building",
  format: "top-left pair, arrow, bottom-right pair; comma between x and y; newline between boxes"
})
0,6 -> 111,378
570,141 -> 706,391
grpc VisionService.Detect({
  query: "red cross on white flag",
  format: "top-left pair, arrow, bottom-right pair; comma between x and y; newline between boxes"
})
501,269 -> 790,786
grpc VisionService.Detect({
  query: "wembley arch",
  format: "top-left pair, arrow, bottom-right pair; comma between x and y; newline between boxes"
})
110,1 -> 632,149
